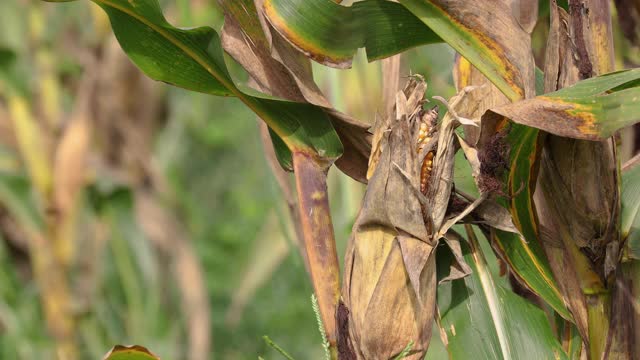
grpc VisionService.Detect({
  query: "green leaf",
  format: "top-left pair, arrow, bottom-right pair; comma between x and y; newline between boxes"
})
263,0 -> 442,68
0,47 -> 29,97
488,68 -> 640,140
476,120 -> 571,322
101,0 -> 232,96
554,315 -> 583,359
49,0 -> 342,160
436,228 -> 567,359
492,230 -> 572,321
622,162 -> 640,259
263,336 -> 296,360
492,123 -> 575,320
269,128 -> 293,171
102,345 -> 159,360
0,172 -> 43,232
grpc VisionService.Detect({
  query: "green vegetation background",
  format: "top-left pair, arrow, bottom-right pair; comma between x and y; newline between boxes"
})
0,0 -> 460,359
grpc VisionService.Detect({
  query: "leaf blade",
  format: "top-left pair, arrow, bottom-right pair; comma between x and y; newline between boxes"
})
400,0 -> 536,101
437,227 -> 568,360
488,69 -> 640,140
263,0 -> 442,68
88,0 -> 343,160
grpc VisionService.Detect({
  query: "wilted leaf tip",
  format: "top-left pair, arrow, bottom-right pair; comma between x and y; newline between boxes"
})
102,345 -> 160,360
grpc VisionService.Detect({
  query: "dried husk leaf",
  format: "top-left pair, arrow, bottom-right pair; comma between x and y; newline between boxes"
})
440,230 -> 473,283
340,76 -> 473,359
340,77 -> 435,359
425,89 -> 466,233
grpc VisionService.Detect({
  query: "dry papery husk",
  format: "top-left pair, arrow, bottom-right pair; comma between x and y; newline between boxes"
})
339,76 -> 474,360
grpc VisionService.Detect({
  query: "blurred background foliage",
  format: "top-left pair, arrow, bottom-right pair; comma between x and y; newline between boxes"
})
0,0 -> 637,359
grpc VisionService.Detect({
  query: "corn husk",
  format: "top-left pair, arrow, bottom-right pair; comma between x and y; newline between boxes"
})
339,76 -> 471,359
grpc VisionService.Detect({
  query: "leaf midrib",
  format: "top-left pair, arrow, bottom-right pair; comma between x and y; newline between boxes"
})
95,0 -> 307,150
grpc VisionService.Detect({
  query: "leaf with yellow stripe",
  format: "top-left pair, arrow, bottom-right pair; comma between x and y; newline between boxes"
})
451,58 -> 568,321
400,0 -> 536,101
436,227 -> 568,360
263,0 -> 442,68
486,68 -> 640,140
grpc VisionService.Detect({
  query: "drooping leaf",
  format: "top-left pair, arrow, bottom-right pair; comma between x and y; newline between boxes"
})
461,113 -> 572,321
46,0 -> 343,162
100,0 -> 232,96
400,0 -> 536,101
436,227 -> 568,360
485,114 -> 578,325
535,4 -> 620,356
221,0 -> 334,110
486,68 -> 640,140
263,0 -> 442,68
102,345 -> 159,360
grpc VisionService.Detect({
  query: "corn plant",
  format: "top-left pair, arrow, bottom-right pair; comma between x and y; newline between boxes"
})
32,0 -> 640,359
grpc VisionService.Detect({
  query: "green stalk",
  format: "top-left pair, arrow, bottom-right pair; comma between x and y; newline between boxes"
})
585,294 -> 610,359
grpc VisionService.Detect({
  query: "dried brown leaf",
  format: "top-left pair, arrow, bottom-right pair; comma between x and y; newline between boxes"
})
53,73 -> 94,218
382,55 -> 402,117
219,0 -> 372,182
452,55 -> 510,146
426,86 -> 479,233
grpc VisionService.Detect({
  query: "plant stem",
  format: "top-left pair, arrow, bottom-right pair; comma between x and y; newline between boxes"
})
292,152 -> 340,355
586,293 -> 610,359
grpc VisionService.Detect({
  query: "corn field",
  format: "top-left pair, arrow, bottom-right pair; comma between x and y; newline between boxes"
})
2,0 -> 640,359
